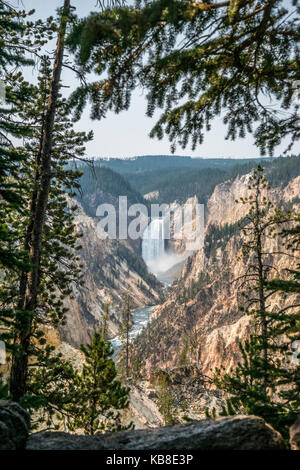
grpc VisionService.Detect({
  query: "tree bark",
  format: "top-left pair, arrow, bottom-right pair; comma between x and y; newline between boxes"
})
10,0 -> 71,402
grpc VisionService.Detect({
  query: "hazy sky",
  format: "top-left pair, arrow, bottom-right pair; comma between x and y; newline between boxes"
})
17,0 -> 297,159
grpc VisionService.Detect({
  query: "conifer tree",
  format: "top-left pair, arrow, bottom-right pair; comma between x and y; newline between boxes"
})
0,54 -> 93,406
101,300 -> 111,340
0,1 -> 55,270
21,347 -> 79,430
267,214 -> 300,295
157,374 -> 177,426
119,290 -> 133,379
67,332 -> 132,435
178,337 -> 190,367
8,0 -> 73,402
67,0 -> 299,155
213,166 -> 300,440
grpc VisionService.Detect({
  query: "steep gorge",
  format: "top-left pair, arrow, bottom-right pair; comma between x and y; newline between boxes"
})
131,174 -> 300,378
60,198 -> 163,348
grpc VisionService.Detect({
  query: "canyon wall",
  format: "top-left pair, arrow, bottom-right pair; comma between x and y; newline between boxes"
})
60,199 -> 163,347
132,175 -> 300,377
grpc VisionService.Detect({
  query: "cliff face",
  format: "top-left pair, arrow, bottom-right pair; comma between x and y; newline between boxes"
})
60,199 -> 163,348
132,175 -> 300,377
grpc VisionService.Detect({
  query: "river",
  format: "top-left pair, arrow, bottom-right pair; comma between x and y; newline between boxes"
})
110,305 -> 156,355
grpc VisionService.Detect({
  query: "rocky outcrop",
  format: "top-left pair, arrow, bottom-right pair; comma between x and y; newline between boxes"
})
26,415 -> 285,450
0,401 -> 30,450
290,416 -> 300,450
127,385 -> 164,429
207,174 -> 300,227
1,401 -> 296,450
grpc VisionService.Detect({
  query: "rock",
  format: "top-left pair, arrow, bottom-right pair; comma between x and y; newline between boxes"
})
290,416 -> 300,450
26,415 -> 285,450
0,400 -> 30,450
147,389 -> 158,400
128,385 -> 164,429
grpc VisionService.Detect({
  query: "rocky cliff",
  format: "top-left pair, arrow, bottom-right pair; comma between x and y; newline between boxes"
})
131,175 -> 300,377
60,199 -> 163,347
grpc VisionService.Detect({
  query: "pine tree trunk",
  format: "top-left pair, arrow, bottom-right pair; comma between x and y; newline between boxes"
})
254,187 -> 268,395
10,0 -> 71,402
257,229 -> 268,394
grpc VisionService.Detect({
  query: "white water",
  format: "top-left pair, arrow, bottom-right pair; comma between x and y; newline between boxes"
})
142,218 -> 165,263
111,305 -> 155,355
142,218 -> 182,277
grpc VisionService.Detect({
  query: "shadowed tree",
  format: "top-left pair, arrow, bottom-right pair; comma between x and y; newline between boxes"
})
66,0 -> 299,155
9,0 -> 72,402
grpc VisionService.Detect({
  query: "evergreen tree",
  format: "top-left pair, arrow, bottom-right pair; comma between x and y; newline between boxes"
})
212,166 -> 300,440
8,0 -> 73,402
177,337 -> 189,367
266,214 -> 300,295
67,332 -> 132,435
119,290 -> 133,379
157,374 -> 177,426
0,2 -> 55,270
67,0 -> 299,155
131,356 -> 143,383
21,347 -> 79,430
0,54 -> 93,407
101,300 -> 111,341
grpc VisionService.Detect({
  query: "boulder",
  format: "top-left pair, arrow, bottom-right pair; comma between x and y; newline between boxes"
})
26,415 -> 285,450
0,400 -> 30,450
290,416 -> 300,450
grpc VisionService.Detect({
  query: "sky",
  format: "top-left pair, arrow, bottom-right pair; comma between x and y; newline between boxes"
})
15,0 -> 298,159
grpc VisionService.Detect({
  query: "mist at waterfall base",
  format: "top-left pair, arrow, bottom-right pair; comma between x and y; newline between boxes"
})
142,218 -> 183,279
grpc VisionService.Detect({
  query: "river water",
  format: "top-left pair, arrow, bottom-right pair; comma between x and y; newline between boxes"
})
110,305 -> 156,355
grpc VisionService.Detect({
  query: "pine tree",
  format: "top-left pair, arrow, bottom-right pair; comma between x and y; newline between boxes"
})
131,356 -> 143,383
101,300 -> 111,341
20,346 -> 79,430
267,215 -> 300,295
119,290 -> 133,379
157,374 -> 177,426
0,55 -> 93,408
67,0 -> 299,155
8,0 -> 73,402
0,1 -> 58,400
0,1 -> 52,270
177,337 -> 189,367
67,332 -> 132,435
212,166 -> 300,440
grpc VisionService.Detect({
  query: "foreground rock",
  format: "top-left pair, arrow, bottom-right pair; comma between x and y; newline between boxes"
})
0,401 -> 30,450
26,415 -> 285,450
290,416 -> 300,450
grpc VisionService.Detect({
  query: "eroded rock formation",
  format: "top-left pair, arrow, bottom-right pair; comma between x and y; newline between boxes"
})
60,199 -> 163,347
26,415 -> 285,450
132,175 -> 300,376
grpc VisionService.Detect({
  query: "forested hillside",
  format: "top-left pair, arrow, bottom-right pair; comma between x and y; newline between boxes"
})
100,154 -> 300,205
95,155 -> 271,174
73,165 -> 148,217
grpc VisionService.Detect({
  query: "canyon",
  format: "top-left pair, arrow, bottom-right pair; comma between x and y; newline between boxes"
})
132,174 -> 300,378
13,156 -> 298,431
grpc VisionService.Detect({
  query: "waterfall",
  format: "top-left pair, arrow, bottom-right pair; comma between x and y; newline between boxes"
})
142,218 -> 165,263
